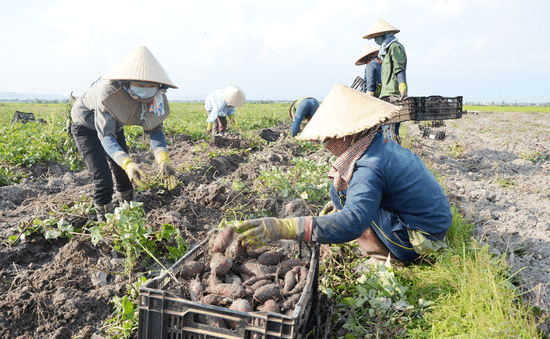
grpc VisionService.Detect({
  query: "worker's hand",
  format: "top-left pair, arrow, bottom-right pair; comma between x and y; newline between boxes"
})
121,158 -> 150,189
155,151 -> 178,190
206,122 -> 213,134
366,91 -> 375,96
230,116 -> 236,125
320,201 -> 337,216
237,217 -> 298,248
399,82 -> 408,101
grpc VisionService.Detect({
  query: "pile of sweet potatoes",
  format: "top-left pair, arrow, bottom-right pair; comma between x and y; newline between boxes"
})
176,226 -> 310,329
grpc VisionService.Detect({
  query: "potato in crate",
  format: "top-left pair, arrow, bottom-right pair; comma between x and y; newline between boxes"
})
138,230 -> 319,339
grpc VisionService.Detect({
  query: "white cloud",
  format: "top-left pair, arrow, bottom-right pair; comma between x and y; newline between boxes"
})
431,0 -> 465,14
422,35 -> 458,63
465,37 -> 489,50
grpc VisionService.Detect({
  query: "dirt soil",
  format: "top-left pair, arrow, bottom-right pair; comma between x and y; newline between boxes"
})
0,111 -> 549,338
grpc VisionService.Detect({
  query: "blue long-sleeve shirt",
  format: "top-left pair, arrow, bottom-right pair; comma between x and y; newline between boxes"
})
362,60 -> 382,94
205,89 -> 235,124
301,132 -> 452,244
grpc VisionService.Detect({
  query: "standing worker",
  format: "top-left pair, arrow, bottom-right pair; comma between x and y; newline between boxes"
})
205,86 -> 246,135
236,85 -> 451,267
363,18 -> 407,141
355,45 -> 392,141
355,45 -> 382,97
71,46 -> 178,222
289,97 -> 319,137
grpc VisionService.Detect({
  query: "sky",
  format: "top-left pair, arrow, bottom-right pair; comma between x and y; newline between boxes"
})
1,0 -> 549,103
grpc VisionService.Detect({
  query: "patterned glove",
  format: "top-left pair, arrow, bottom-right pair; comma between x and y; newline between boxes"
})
237,217 -> 298,248
121,158 -> 149,189
155,151 -> 178,190
206,122 -> 213,134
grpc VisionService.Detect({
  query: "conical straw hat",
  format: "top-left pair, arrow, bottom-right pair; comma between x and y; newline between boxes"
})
103,46 -> 178,89
362,18 -> 400,39
355,45 -> 380,66
223,85 -> 246,107
295,84 -> 399,141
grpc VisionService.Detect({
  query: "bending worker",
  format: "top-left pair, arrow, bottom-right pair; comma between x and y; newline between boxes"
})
237,84 -> 451,266
363,18 -> 407,140
71,46 -> 178,222
289,97 -> 319,137
205,86 -> 246,135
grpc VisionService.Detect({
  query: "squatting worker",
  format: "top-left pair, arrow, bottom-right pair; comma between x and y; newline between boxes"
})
363,18 -> 407,140
289,97 -> 319,137
237,84 -> 452,266
355,45 -> 382,97
205,86 -> 246,135
71,46 -> 178,222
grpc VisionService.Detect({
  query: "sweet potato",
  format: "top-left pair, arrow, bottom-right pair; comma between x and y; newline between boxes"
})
250,279 -> 272,291
253,284 -> 282,303
189,279 -> 204,302
247,246 -> 270,259
225,238 -> 247,263
201,294 -> 232,306
277,259 -> 309,277
211,226 -> 235,253
230,298 -> 253,312
243,274 -> 273,286
288,266 -> 308,295
236,260 -> 266,277
282,270 -> 297,295
282,293 -> 301,311
257,299 -> 280,314
224,273 -> 242,285
257,250 -> 284,266
240,273 -> 251,282
210,252 -> 233,277
206,273 -> 222,287
226,298 -> 253,329
179,260 -> 204,279
206,281 -> 247,299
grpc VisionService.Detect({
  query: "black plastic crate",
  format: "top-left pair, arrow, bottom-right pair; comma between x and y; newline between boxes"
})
11,111 -> 36,124
138,240 -> 320,339
259,129 -> 285,143
382,96 -> 463,124
213,133 -> 242,148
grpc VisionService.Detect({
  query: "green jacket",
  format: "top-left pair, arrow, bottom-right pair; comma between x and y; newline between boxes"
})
380,41 -> 407,98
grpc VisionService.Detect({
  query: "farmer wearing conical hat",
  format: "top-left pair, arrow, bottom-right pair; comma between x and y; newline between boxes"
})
70,46 -> 178,222
237,85 -> 452,267
364,18 -> 407,141
205,86 -> 246,135
355,45 -> 382,97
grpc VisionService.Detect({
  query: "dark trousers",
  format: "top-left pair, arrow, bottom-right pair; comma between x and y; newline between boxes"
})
213,116 -> 228,133
71,124 -> 133,206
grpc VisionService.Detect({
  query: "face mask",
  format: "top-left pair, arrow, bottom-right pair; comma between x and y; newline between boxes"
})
374,35 -> 384,45
129,84 -> 158,98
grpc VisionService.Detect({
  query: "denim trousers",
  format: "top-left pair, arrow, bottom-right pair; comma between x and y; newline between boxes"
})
71,124 -> 133,206
329,184 -> 418,261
